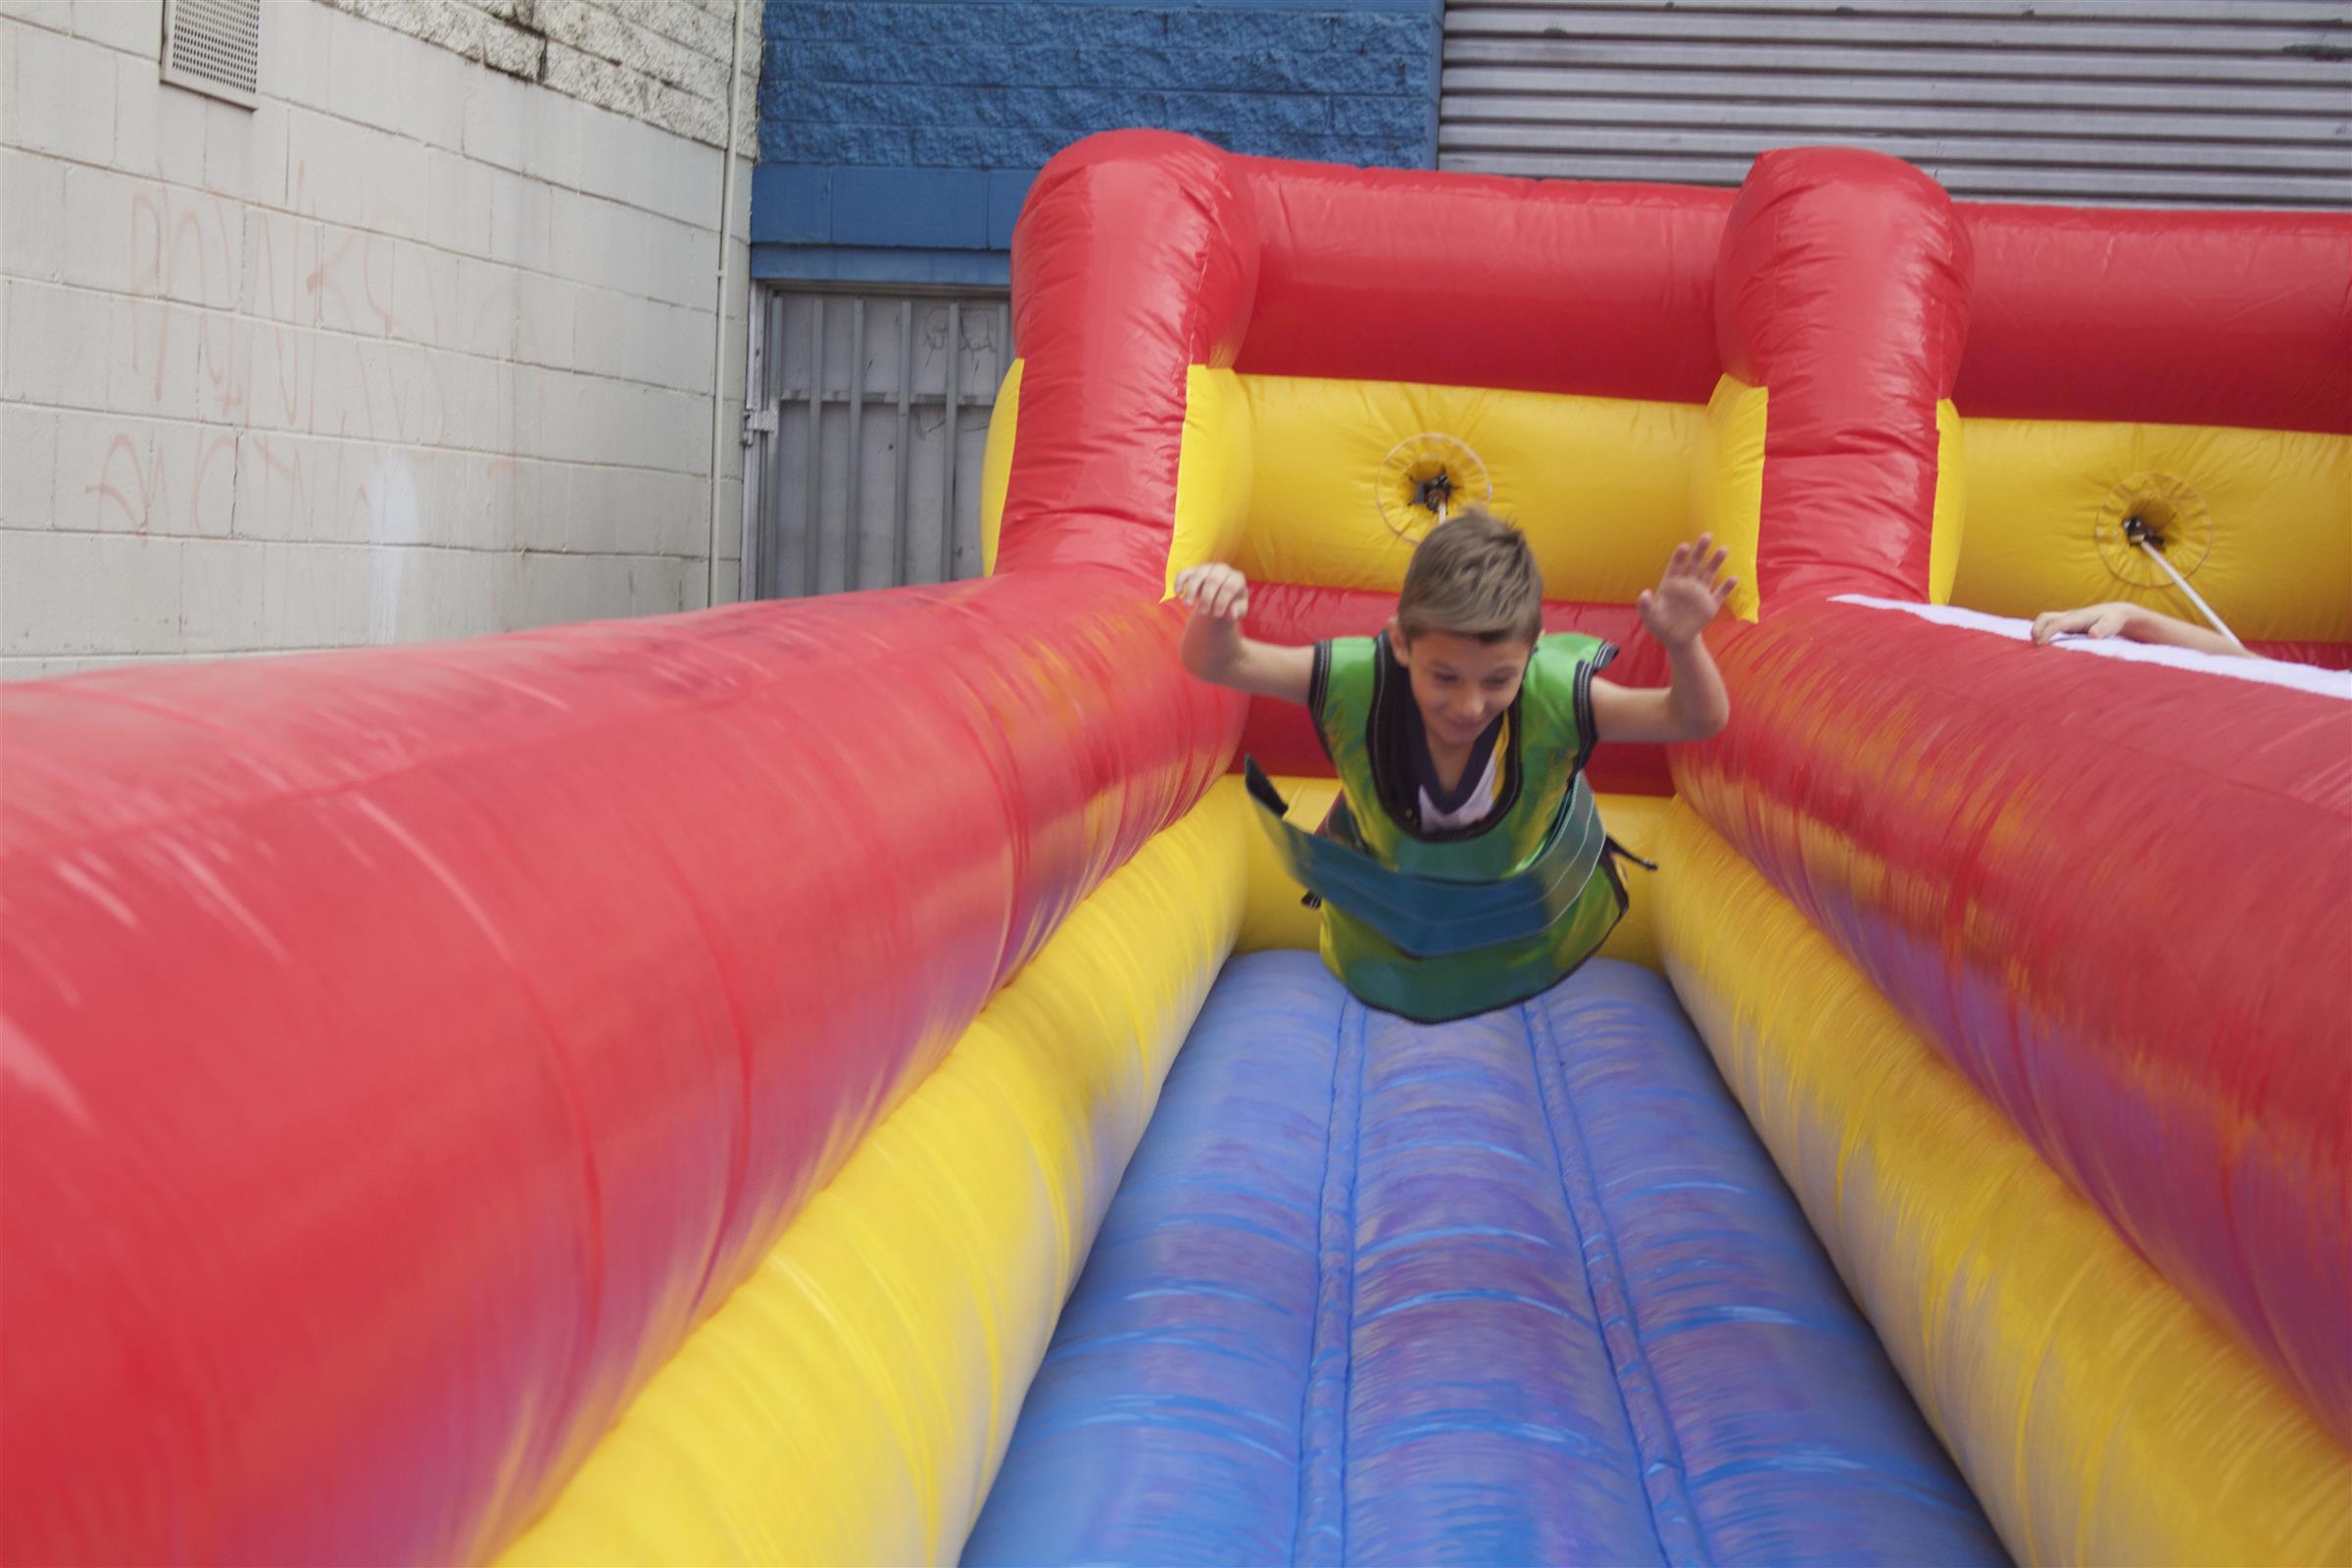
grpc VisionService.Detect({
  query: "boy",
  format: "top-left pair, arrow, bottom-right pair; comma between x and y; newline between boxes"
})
1175,510 -> 1733,1023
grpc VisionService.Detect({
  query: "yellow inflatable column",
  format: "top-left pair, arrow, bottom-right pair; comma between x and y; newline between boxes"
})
1651,804 -> 2352,1567
1688,375 -> 1767,622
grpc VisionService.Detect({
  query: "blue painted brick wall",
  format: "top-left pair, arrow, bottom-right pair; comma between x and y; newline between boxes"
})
752,0 -> 1441,284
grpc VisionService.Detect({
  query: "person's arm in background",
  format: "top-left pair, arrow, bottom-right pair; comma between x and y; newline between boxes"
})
2032,603 -> 2254,660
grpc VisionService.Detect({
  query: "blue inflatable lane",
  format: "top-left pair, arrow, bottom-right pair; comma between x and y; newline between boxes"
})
964,953 -> 2005,1567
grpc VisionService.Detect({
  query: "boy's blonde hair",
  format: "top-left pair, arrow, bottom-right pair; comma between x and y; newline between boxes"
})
1396,509 -> 1544,645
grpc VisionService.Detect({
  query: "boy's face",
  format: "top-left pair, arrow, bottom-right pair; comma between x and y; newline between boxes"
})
1389,626 -> 1535,747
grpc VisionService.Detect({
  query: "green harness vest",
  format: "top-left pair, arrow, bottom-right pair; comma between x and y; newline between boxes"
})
1246,633 -> 1630,1023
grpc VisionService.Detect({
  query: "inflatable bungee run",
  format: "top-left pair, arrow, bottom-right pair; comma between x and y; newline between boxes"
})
3,133 -> 2349,1566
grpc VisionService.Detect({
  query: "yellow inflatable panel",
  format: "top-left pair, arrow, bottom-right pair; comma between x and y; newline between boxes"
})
1165,365 -> 1254,593
978,359 -> 1023,577
1237,776 -> 1670,973
1929,398 -> 1965,605
500,787 -> 1249,1567
1688,375 -> 1767,622
1952,416 -> 2352,642
1232,373 -> 1707,603
1651,803 -> 2352,1568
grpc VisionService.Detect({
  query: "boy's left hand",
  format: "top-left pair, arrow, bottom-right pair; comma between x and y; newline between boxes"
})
1638,535 -> 1736,649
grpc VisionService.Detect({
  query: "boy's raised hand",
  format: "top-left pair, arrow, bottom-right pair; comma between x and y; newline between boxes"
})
1638,535 -> 1736,649
1175,563 -> 1250,622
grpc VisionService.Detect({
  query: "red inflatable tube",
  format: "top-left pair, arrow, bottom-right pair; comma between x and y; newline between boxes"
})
2250,638 -> 2352,671
1955,202 -> 2352,436
1236,156 -> 1729,402
1001,132 -> 1257,581
1236,583 -> 1675,795
1674,600 -> 2352,1442
1716,148 -> 1972,610
0,567 -> 1237,1565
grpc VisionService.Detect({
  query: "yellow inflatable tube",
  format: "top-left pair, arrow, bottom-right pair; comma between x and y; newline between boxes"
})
501,787 -> 1249,1565
1652,803 -> 2352,1567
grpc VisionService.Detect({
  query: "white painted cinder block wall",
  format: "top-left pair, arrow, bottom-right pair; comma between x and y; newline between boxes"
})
0,0 -> 760,677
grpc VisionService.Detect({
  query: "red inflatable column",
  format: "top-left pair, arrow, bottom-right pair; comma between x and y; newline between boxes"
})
998,131 -> 1259,583
1716,148 -> 1972,608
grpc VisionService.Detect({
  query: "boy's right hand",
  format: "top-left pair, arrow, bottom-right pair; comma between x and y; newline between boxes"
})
1175,564 -> 1250,622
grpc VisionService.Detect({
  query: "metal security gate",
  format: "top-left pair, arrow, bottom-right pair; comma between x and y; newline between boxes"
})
742,287 -> 1013,599
1440,0 -> 2352,208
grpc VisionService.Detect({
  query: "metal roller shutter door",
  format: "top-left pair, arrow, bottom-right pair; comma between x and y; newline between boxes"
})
1441,1 -> 2352,208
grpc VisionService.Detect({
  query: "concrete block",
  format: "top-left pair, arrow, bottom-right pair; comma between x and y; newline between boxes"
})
3,0 -> 76,35
243,320 -> 316,432
387,238 -> 461,349
540,0 -> 723,105
232,429 -> 335,539
259,0 -> 336,110
478,13 -> 547,82
1,150 -> 67,281
239,208 -> 322,325
194,309 -> 245,422
128,417 -> 229,535
906,125 -> 1057,171
112,48 -> 209,187
636,380 -> 706,473
306,331 -> 368,439
483,164 -> 555,273
204,94 -> 290,206
72,0 -> 161,57
1165,7 -> 1333,54
514,456 -> 564,548
49,409 -> 142,531
1,529 -> 183,655
1,405 -> 59,529
605,0 -> 728,60
1164,88 -> 1330,140
58,163 -> 150,298
321,10 -> 416,137
578,97 -> 722,226
456,256 -> 520,357
262,539 -> 373,646
4,277 -> 113,410
763,119 -> 910,167
513,270 -> 574,370
178,535 -> 270,650
171,186 -> 246,311
509,53 -> 594,182
287,109 -> 429,234
2,21 -> 116,165
313,224 -> 396,338
461,69 -> 531,173
424,148 -> 495,257
441,348 -> 501,441
103,293 -> 192,416
379,340 -> 444,445
1330,91 -> 1419,144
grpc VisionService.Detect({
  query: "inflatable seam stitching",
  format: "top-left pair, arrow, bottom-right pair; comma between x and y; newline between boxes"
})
1292,997 -> 1368,1566
1525,997 -> 1709,1565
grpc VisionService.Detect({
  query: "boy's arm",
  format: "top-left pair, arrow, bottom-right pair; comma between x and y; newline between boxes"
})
1591,536 -> 1735,745
1176,564 -> 1315,705
1590,640 -> 1730,744
2033,602 -> 2253,660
